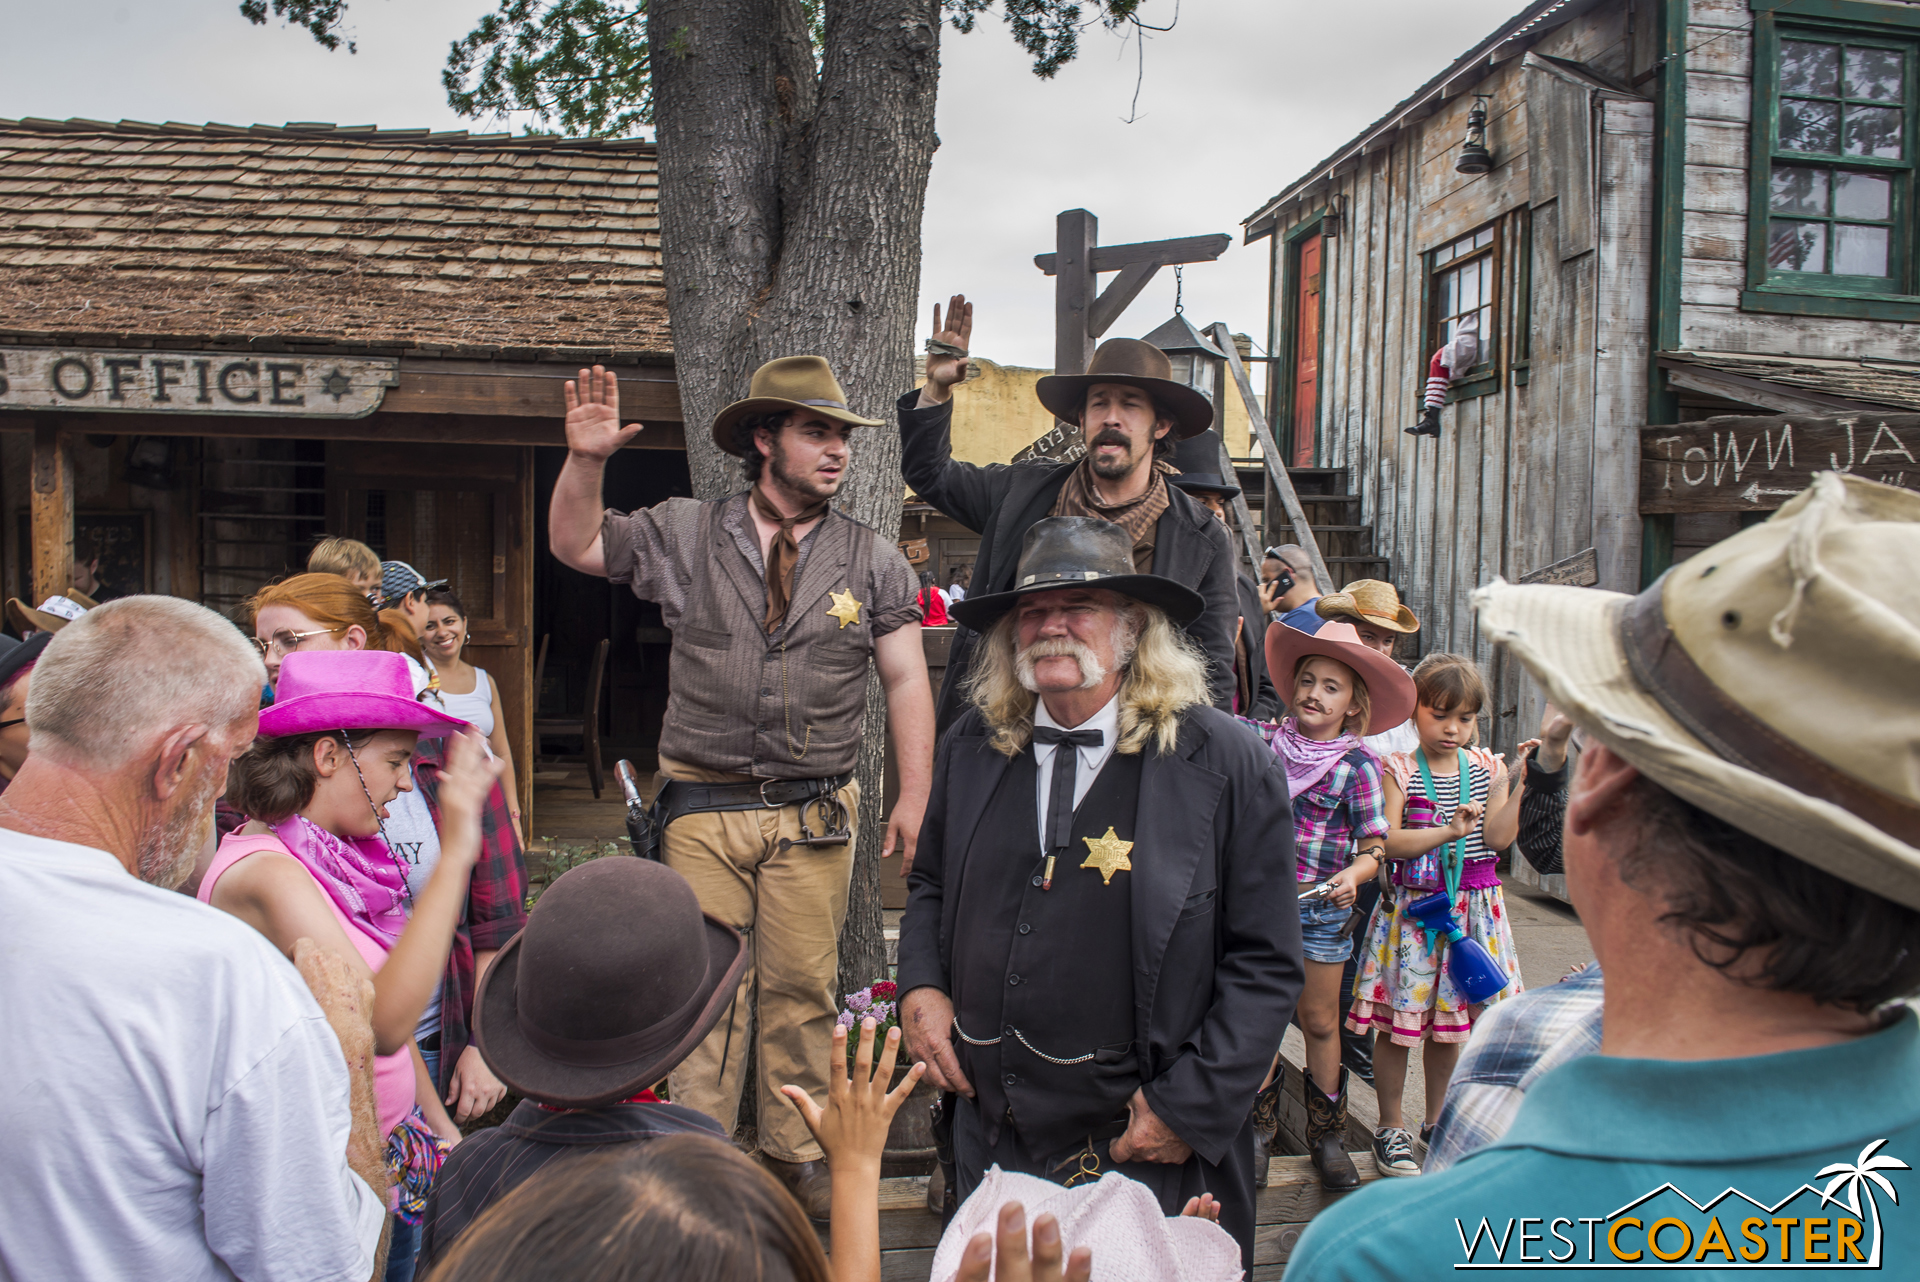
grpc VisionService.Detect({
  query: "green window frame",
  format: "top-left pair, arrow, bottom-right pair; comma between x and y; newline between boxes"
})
1746,2 -> 1920,320
1426,224 -> 1500,402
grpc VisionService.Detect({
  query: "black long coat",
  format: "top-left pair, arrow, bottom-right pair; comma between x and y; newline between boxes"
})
897,703 -> 1304,1167
897,392 -> 1239,730
1236,571 -> 1282,721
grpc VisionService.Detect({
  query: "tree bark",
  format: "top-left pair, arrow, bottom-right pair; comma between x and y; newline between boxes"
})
648,0 -> 941,1021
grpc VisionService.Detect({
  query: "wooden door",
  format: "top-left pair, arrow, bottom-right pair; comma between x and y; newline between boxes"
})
325,443 -> 536,825
1291,233 -> 1323,468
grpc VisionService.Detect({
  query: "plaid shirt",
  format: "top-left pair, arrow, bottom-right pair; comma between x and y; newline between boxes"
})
1292,753 -> 1389,884
412,742 -> 529,1097
1423,963 -> 1604,1173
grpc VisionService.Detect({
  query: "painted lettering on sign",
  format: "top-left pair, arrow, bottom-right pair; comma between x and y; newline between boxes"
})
1639,415 -> 1917,514
0,348 -> 398,419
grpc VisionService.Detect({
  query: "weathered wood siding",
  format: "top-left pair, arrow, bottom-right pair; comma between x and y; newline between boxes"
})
1679,0 -> 1920,356
1277,6 -> 1650,748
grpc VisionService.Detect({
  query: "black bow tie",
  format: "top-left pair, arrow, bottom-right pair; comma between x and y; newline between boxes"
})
1033,725 -> 1104,854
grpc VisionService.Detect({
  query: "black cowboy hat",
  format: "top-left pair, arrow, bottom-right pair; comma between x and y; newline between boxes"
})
951,517 -> 1206,631
1033,338 -> 1215,440
1166,429 -> 1240,499
475,857 -> 748,1108
0,630 -> 52,688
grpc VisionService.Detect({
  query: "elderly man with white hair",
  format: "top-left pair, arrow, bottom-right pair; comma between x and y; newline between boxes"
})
0,596 -> 389,1282
898,517 -> 1303,1273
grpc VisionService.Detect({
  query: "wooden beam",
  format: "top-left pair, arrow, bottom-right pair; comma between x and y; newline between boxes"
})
1034,232 -> 1232,277
1054,210 -> 1098,378
0,409 -> 688,451
1657,360 -> 1893,418
1206,323 -> 1333,592
1086,261 -> 1161,340
384,360 -> 682,420
30,419 -> 74,606
1517,547 -> 1599,587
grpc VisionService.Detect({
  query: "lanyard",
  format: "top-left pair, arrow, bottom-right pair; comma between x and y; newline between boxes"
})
1414,746 -> 1475,902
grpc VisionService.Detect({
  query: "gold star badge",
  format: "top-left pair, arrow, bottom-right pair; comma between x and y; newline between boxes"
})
826,588 -> 862,629
1080,827 -> 1134,885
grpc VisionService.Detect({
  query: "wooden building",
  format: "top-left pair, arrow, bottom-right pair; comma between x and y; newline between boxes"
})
0,118 -> 687,822
1243,0 -> 1920,746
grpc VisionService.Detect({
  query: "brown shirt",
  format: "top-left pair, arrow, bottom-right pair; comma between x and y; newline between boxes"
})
602,493 -> 920,777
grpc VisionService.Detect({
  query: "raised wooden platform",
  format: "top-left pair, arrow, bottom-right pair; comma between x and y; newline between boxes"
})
846,1156 -> 1379,1281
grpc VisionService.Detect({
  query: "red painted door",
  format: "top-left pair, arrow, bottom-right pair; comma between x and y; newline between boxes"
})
1291,234 -> 1322,468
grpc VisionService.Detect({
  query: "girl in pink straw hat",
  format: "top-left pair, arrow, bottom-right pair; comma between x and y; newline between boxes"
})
1248,620 -> 1416,1192
198,649 -> 503,1268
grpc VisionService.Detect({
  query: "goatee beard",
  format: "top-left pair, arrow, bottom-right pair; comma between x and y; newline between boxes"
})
1085,429 -> 1141,481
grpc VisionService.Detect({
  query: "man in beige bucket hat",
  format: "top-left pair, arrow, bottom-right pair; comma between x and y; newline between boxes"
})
547,356 -> 935,1220
1286,473 -> 1920,1277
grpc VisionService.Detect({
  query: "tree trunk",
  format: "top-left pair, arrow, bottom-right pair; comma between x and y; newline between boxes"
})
648,0 -> 942,1028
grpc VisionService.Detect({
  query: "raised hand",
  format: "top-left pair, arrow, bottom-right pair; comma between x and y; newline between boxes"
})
957,1204 -> 1092,1282
562,365 -> 645,459
433,730 -> 507,867
922,295 -> 974,401
1537,702 -> 1577,771
779,1017 -> 924,1171
1508,737 -> 1544,775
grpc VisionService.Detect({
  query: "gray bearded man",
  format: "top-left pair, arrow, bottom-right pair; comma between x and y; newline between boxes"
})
897,517 -> 1304,1272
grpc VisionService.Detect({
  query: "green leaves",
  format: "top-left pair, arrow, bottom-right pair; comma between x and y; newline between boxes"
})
242,0 -> 1161,136
444,1 -> 653,137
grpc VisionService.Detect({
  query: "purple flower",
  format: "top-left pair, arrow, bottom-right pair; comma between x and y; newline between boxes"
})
845,989 -> 873,1014
836,1009 -> 857,1028
871,1002 -> 896,1024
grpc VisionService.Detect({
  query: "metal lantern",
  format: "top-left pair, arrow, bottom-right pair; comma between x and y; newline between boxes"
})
1456,95 -> 1494,175
1142,311 -> 1229,411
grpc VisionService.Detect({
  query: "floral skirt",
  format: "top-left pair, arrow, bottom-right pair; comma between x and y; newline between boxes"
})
1346,882 -> 1523,1046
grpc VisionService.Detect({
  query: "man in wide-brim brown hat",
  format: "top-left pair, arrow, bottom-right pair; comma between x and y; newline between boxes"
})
1288,473 -> 1920,1277
898,294 -> 1240,732
546,355 -> 934,1219
418,857 -> 749,1268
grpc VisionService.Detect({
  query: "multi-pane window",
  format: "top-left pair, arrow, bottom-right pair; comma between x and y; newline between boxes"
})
1430,226 -> 1496,369
1767,36 -> 1911,287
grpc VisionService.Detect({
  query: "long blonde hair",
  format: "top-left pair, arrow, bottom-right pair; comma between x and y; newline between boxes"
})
966,595 -> 1210,759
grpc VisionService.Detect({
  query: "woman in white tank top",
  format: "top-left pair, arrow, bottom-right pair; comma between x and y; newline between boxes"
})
418,589 -> 524,843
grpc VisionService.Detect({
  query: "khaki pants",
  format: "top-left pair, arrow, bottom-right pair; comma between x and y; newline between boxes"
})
657,755 -> 859,1163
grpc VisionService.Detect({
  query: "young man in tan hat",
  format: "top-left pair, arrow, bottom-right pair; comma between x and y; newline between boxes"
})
1286,473 -> 1920,1277
1315,580 -> 1421,757
900,295 -> 1238,730
547,358 -> 935,1219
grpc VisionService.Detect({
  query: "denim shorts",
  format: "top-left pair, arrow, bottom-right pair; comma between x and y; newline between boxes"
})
1298,891 -> 1355,965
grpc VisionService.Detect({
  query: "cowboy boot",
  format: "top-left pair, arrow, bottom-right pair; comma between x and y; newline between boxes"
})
1250,1076 -> 1281,1188
1405,405 -> 1442,438
1303,1066 -> 1362,1191
1340,1026 -> 1375,1084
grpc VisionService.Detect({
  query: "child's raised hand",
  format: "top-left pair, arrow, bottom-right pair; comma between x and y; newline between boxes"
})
780,1017 -> 925,1173
1509,738 -> 1543,773
1446,801 -> 1484,839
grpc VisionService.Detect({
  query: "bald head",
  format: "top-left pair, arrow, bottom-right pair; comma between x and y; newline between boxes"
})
27,596 -> 265,772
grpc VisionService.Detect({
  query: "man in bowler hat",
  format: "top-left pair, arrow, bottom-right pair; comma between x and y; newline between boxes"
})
899,295 -> 1239,730
897,517 -> 1302,1271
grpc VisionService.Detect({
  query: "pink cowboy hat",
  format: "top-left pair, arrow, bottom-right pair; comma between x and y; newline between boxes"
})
259,650 -> 470,738
1265,619 -> 1418,733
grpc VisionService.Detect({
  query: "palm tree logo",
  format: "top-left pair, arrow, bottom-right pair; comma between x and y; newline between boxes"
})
1817,1138 -> 1911,1267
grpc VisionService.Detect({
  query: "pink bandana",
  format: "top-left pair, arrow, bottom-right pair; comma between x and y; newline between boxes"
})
270,814 -> 410,947
1271,718 -> 1367,799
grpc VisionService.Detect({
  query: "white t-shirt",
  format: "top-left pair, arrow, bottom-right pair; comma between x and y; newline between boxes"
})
0,830 -> 384,1282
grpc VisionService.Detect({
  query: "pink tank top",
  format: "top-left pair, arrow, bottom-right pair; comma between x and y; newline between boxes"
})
200,833 -> 416,1146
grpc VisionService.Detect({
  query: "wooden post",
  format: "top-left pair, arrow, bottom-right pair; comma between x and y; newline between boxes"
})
30,420 -> 74,606
1206,323 -> 1333,593
1216,431 -> 1264,574
1054,209 -> 1097,377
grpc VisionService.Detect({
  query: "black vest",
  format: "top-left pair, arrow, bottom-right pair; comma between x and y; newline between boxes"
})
951,744 -> 1143,1152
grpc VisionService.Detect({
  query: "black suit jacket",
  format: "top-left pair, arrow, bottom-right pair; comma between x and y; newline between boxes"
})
898,392 -> 1239,729
898,703 -> 1304,1166
1236,572 -> 1281,721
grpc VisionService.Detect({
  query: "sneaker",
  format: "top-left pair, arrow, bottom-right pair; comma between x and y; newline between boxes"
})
1419,1122 -> 1435,1145
1372,1127 -> 1422,1178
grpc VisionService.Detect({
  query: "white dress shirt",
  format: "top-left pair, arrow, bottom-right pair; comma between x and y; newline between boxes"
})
1032,693 -> 1121,854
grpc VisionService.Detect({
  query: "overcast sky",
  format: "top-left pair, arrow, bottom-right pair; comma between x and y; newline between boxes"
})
2,0 -> 1522,368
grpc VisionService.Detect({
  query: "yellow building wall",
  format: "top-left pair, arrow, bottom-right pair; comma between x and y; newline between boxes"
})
920,353 -> 1257,467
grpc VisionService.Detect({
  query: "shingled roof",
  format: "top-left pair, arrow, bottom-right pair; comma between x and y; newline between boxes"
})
0,118 -> 670,362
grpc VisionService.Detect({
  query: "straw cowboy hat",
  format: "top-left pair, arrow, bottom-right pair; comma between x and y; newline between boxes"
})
1316,579 -> 1421,634
258,650 -> 470,738
710,355 -> 884,456
1034,338 -> 1216,441
950,517 -> 1205,632
4,594 -> 90,636
475,857 -> 749,1108
1474,472 -> 1920,910
1266,619 -> 1418,733
930,1168 -> 1241,1282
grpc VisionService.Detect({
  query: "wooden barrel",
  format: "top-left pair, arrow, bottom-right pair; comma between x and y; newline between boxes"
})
881,1066 -> 938,1177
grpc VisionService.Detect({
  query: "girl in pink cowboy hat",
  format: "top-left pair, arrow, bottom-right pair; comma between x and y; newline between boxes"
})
199,649 -> 503,1271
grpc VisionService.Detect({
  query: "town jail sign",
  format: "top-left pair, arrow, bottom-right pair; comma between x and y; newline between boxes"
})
0,347 -> 398,419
